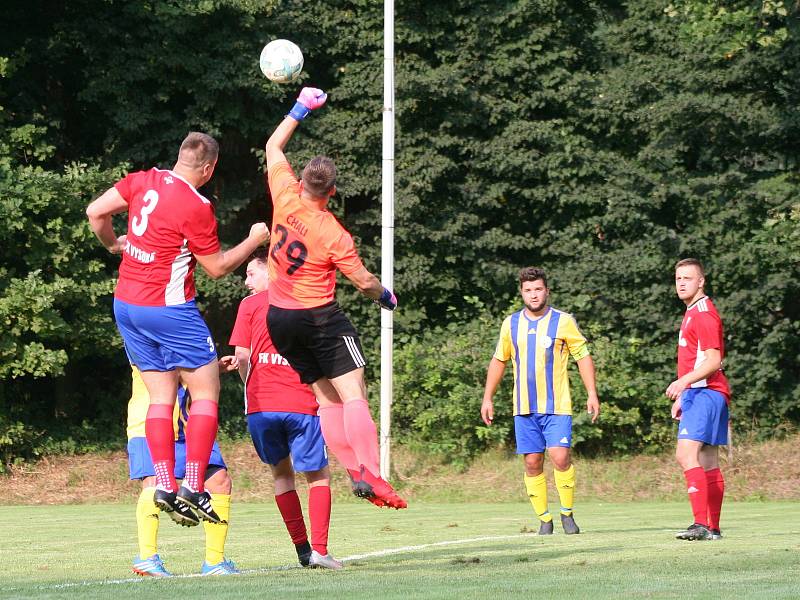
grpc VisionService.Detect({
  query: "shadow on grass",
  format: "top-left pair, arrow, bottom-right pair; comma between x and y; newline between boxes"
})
348,542 -> 623,573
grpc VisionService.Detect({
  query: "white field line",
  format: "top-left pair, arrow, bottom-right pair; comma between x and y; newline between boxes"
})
21,533 -> 528,591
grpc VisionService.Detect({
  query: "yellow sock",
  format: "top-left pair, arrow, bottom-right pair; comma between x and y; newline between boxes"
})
554,465 -> 576,515
523,473 -> 551,522
136,487 -> 160,559
203,493 -> 231,565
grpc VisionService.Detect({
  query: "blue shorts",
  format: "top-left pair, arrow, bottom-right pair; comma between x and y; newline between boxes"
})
127,437 -> 226,480
247,412 -> 328,472
114,298 -> 217,371
678,388 -> 729,446
514,414 -> 572,454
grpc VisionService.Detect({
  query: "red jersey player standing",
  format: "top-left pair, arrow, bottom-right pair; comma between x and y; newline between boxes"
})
666,258 -> 730,541
229,249 -> 342,569
87,132 -> 268,524
263,88 -> 407,509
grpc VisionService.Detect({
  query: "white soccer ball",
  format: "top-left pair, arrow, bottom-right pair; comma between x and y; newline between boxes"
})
259,39 -> 304,84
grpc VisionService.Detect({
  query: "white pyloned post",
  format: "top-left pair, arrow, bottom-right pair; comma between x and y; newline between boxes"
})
379,0 -> 395,481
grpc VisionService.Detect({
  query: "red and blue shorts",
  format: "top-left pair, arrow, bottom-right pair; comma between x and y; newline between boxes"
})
247,411 -> 328,472
127,437 -> 226,481
114,298 -> 217,371
677,388 -> 729,446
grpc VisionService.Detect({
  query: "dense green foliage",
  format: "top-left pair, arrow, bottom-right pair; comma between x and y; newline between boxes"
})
0,0 -> 797,467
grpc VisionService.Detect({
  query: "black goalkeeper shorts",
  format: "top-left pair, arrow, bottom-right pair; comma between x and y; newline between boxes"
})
267,301 -> 366,384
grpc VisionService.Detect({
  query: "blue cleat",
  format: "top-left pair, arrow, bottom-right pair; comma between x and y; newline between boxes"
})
201,558 -> 241,576
133,554 -> 172,577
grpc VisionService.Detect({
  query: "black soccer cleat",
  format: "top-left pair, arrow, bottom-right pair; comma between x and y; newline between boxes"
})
710,528 -> 723,540
176,485 -> 224,524
675,523 -> 712,541
154,488 -> 199,527
296,541 -> 312,567
538,519 -> 554,535
348,467 -> 374,498
561,513 -> 580,535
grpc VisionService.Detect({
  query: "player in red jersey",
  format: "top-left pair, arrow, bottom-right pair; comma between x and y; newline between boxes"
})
666,258 -> 731,541
228,249 -> 342,569
263,88 -> 406,510
87,132 -> 268,523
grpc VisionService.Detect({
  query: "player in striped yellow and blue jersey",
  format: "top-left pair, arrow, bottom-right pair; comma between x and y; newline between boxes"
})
127,363 -> 239,576
482,267 -> 600,535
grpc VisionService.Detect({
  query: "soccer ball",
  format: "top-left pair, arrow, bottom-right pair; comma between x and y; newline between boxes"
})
259,39 -> 304,84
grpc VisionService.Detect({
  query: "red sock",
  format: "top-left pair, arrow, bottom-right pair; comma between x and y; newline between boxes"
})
705,468 -> 725,530
275,490 -> 308,545
319,404 -> 359,472
683,466 -> 709,526
145,403 -> 177,492
309,485 -> 331,555
343,399 -> 380,476
184,399 -> 218,493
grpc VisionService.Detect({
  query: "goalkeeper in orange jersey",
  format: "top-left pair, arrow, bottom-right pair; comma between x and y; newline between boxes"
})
481,267 -> 600,534
263,87 -> 406,510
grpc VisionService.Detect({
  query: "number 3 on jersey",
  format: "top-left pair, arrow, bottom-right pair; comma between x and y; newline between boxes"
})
131,189 -> 159,236
270,224 -> 308,275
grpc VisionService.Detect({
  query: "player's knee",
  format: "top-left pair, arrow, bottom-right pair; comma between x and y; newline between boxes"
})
551,457 -> 572,471
524,454 -> 545,475
675,447 -> 693,470
305,467 -> 331,486
206,469 -> 232,495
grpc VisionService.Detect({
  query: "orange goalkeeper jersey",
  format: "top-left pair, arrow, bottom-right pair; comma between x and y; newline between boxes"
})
267,161 -> 364,309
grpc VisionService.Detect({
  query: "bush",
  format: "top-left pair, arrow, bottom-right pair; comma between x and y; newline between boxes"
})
391,306 -> 513,468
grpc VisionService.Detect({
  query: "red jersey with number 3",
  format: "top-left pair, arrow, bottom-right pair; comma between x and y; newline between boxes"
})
677,296 -> 731,401
228,290 -> 319,415
266,161 -> 363,309
113,168 -> 221,306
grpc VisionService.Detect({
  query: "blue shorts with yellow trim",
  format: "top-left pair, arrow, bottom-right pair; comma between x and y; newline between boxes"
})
114,298 -> 217,371
514,414 -> 572,454
678,388 -> 729,446
127,437 -> 226,480
247,412 -> 328,472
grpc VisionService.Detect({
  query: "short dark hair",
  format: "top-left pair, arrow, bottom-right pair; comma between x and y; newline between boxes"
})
519,266 -> 548,288
675,258 -> 705,278
249,246 -> 269,265
179,132 -> 219,167
302,156 -> 337,197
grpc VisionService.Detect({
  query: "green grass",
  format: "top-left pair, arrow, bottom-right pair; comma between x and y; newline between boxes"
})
2,501 -> 799,599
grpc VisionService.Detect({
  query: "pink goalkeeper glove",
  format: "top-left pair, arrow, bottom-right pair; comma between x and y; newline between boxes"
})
288,87 -> 327,121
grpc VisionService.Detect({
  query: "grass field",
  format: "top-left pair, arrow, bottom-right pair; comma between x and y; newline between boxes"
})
2,500 -> 799,599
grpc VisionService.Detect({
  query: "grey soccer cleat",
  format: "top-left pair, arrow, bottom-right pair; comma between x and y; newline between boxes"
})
561,513 -> 581,535
538,519 -> 554,535
675,523 -> 712,540
309,550 -> 343,570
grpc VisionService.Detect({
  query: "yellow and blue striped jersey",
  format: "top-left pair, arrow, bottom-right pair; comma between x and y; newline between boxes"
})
126,366 -> 187,441
494,306 -> 590,416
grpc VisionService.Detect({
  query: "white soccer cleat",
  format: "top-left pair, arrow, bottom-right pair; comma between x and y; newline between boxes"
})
309,550 -> 343,570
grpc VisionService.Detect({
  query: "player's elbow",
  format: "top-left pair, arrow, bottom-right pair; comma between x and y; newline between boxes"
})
200,263 -> 227,279
85,202 -> 103,223
206,268 -> 226,280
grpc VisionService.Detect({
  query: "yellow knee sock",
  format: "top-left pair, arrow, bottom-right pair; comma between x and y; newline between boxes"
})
203,493 -> 231,565
553,465 -> 576,515
523,473 -> 551,522
136,487 -> 160,559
